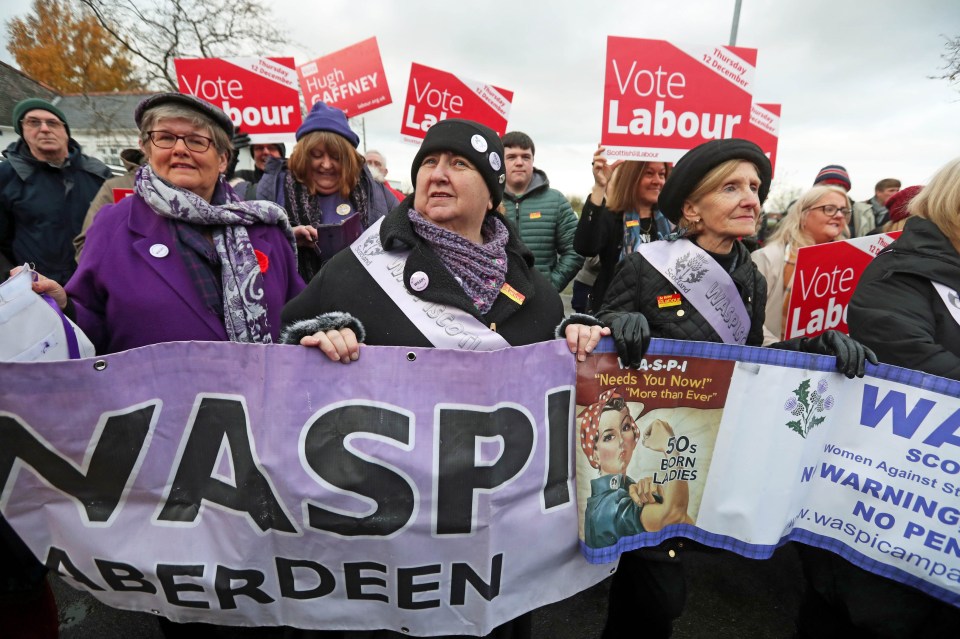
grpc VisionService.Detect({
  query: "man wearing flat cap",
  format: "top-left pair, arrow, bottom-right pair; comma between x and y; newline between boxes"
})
0,98 -> 112,284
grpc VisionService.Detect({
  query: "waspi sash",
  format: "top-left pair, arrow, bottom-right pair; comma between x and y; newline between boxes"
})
638,239 -> 749,344
351,218 -> 511,351
932,281 -> 960,327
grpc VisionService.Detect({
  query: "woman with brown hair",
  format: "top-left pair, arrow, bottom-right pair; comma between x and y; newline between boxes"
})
573,147 -> 671,312
257,102 -> 398,281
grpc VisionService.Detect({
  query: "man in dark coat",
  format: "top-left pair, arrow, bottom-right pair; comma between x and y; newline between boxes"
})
0,98 -> 112,283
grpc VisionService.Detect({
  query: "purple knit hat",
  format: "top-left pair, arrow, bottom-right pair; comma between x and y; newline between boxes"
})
296,102 -> 359,146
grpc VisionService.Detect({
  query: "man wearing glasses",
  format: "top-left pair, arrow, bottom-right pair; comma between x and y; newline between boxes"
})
0,98 -> 112,284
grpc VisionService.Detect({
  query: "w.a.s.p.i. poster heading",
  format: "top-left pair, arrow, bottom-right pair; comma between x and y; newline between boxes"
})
601,37 -> 757,162
401,63 -> 513,143
575,339 -> 960,608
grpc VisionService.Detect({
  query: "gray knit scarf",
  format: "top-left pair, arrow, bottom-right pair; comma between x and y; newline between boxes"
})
408,210 -> 509,314
135,164 -> 296,343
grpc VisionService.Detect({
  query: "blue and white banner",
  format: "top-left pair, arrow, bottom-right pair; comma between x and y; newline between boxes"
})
575,339 -> 960,608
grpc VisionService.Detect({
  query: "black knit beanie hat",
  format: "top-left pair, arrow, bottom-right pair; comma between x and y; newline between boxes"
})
411,119 -> 506,209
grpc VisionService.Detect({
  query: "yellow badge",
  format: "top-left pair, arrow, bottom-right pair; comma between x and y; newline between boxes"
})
625,219 -> 640,228
336,203 -> 352,216
657,294 -> 682,308
500,283 -> 526,305
530,212 -> 542,219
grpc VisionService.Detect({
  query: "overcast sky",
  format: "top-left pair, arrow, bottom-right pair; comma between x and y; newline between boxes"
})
4,0 -> 958,203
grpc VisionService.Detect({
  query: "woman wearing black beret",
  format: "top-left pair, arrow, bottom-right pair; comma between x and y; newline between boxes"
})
595,138 -> 877,638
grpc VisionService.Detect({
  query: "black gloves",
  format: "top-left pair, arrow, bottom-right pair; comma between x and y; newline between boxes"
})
773,330 -> 879,379
226,129 -> 251,180
608,312 -> 651,369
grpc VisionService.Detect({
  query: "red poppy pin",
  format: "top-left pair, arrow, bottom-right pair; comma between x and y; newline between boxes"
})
254,249 -> 269,273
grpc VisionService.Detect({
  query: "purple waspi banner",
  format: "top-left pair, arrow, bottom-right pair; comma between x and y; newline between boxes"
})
0,340 -> 610,634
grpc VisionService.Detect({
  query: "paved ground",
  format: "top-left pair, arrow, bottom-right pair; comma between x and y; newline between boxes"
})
52,545 -> 802,638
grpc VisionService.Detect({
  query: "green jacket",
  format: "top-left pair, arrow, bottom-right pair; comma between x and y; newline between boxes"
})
502,168 -> 583,291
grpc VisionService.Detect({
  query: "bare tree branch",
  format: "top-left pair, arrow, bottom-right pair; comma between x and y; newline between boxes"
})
932,35 -> 960,91
79,0 -> 290,90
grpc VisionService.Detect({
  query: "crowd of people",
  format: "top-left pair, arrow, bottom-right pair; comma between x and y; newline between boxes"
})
1,92 -> 958,639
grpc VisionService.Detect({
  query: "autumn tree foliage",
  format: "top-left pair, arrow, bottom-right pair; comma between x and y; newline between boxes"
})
6,0 -> 141,93
80,0 -> 289,90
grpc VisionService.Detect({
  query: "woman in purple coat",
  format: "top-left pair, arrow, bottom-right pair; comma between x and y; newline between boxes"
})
26,93 -> 305,355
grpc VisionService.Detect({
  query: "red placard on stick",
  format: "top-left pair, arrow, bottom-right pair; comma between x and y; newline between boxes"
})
601,37 -> 756,162
175,57 -> 302,143
298,37 -> 391,118
400,63 -> 513,143
736,102 -> 781,177
784,233 -> 901,340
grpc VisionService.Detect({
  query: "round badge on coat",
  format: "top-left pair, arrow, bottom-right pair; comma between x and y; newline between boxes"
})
336,203 -> 352,216
149,243 -> 169,258
410,271 -> 429,292
471,134 -> 488,152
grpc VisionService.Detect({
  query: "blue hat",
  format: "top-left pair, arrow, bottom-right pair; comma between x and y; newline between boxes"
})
296,102 -> 359,146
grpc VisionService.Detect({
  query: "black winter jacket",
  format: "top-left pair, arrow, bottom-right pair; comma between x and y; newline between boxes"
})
597,238 -> 766,345
848,216 -> 960,380
574,197 -> 672,313
281,197 -> 564,347
0,138 -> 111,283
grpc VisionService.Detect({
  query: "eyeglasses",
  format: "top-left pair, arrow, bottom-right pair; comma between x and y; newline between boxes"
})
22,118 -> 65,131
147,131 -> 214,153
806,204 -> 850,218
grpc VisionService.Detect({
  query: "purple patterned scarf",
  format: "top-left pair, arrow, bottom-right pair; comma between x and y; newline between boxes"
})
135,165 -> 295,344
408,210 -> 509,314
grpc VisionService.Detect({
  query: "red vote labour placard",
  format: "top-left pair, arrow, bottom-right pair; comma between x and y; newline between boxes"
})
735,103 -> 781,177
175,57 -> 302,143
401,63 -> 513,143
298,37 -> 391,118
601,37 -> 757,162
784,233 -> 901,340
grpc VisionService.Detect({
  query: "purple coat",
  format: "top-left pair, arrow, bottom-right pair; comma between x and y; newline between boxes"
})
66,194 -> 304,354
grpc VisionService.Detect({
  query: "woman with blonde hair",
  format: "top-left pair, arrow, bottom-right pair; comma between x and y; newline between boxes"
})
751,184 -> 850,344
795,160 -> 960,638
258,102 -> 397,281
574,148 -> 671,312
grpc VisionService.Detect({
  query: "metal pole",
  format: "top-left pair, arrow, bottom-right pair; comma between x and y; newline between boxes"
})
729,0 -> 743,46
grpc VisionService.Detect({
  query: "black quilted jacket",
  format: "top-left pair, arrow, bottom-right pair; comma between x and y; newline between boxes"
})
597,238 -> 766,345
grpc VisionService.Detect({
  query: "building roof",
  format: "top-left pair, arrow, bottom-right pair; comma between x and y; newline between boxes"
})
0,61 -> 58,128
56,92 -> 160,132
